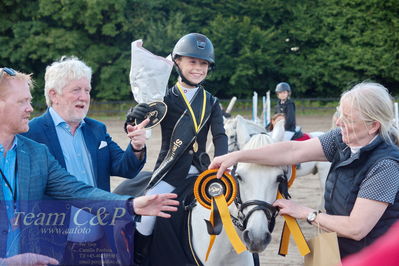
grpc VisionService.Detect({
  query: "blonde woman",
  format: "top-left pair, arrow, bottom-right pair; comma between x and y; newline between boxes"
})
210,82 -> 399,259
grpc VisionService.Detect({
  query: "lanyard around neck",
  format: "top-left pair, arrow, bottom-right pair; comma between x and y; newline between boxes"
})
176,82 -> 207,133
0,167 -> 17,203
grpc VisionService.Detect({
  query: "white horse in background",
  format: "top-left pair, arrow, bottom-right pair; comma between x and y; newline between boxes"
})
224,115 -> 331,209
191,121 -> 291,266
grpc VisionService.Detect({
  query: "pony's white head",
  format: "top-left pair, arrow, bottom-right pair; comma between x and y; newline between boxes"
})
225,115 -> 267,153
224,116 -> 239,152
232,116 -> 287,252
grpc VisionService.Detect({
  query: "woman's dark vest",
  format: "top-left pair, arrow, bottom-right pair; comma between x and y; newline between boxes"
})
324,133 -> 399,258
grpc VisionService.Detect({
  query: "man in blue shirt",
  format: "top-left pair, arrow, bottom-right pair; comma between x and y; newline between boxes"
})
0,67 -> 178,265
22,57 -> 152,264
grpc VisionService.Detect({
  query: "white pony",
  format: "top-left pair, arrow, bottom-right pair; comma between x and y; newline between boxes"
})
224,115 -> 331,209
191,119 -> 290,265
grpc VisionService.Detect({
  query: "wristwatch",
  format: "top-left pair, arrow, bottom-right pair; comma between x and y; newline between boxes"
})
306,211 -> 319,224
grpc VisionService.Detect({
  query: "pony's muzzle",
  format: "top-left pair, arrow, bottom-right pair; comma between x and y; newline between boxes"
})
243,228 -> 271,253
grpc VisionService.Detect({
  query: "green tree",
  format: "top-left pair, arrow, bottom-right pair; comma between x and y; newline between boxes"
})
1,0 -> 398,101
280,0 -> 399,96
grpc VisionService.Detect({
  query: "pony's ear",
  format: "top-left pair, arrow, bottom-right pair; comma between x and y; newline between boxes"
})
236,116 -> 251,149
224,115 -> 238,137
223,116 -> 235,130
236,116 -> 267,149
271,118 -> 285,142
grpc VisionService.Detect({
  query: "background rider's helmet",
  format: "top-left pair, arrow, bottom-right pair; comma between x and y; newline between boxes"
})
275,82 -> 291,93
172,33 -> 215,68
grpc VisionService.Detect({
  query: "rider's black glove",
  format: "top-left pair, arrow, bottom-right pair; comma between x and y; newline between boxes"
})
124,103 -> 151,133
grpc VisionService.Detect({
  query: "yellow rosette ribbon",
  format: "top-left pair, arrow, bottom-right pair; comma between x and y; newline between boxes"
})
194,169 -> 247,261
278,165 -> 310,256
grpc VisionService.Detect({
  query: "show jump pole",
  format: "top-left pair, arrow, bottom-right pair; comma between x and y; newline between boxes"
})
226,96 -> 237,114
263,90 -> 271,128
252,91 -> 258,122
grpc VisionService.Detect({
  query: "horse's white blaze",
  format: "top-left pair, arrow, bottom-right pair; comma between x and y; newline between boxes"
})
236,134 -> 284,252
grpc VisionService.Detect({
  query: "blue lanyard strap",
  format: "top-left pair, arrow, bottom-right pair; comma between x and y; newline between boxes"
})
0,167 -> 17,204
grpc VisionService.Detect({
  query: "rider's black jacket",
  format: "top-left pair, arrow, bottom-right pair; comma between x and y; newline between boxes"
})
154,85 -> 227,186
275,98 -> 296,132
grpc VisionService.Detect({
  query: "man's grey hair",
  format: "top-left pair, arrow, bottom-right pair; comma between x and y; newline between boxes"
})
44,56 -> 92,106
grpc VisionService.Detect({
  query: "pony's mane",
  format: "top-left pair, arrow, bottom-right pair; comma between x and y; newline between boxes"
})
242,133 -> 274,150
237,133 -> 279,182
239,118 -> 266,136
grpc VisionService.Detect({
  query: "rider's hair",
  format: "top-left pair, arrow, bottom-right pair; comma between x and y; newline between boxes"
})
340,81 -> 399,146
44,56 -> 92,107
269,113 -> 285,131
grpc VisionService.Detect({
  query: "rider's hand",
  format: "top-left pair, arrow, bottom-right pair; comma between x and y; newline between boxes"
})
124,103 -> 151,133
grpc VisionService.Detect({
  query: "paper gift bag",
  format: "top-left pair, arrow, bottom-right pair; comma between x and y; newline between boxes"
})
304,231 -> 341,266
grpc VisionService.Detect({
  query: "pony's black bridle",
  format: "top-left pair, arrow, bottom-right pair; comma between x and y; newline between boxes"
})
230,165 -> 291,233
227,132 -> 239,152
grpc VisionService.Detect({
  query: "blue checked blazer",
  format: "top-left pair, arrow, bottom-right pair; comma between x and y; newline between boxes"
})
0,135 -> 132,258
23,110 -> 145,191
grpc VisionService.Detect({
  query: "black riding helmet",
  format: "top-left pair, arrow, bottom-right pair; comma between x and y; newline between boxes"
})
172,33 -> 215,86
275,82 -> 291,93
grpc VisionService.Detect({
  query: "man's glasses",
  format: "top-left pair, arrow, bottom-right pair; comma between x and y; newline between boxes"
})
0,67 -> 16,78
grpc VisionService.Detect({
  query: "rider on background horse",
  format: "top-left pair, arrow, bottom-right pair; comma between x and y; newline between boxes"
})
267,113 -> 311,142
126,33 -> 228,265
275,82 -> 296,131
268,82 -> 310,142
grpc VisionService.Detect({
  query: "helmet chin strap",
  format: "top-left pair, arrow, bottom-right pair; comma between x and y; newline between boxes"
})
173,60 -> 202,87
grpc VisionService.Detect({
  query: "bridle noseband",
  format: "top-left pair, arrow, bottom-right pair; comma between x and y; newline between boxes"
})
230,165 -> 291,233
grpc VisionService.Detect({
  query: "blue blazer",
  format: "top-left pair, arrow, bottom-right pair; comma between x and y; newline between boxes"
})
0,135 -> 132,258
23,110 -> 146,191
